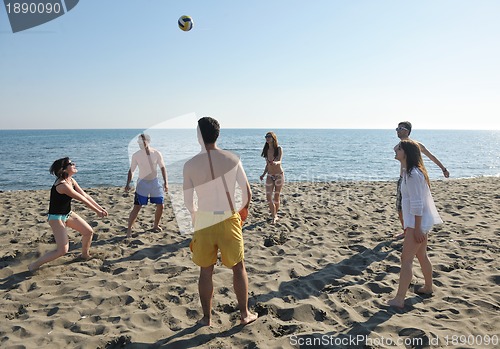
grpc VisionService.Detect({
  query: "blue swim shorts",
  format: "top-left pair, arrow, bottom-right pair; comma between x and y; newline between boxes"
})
134,178 -> 164,205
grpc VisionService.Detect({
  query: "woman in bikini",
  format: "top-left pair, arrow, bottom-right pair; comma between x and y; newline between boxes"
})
28,157 -> 108,272
260,132 -> 284,224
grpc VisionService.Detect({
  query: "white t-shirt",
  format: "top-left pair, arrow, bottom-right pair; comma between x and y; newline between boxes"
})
401,168 -> 443,232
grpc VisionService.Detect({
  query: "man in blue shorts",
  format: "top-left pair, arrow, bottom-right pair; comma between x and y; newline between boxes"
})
125,133 -> 168,237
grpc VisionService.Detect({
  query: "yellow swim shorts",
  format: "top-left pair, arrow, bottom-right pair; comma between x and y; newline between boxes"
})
190,211 -> 244,268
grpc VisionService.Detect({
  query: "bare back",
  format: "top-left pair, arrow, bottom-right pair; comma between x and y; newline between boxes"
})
184,149 -> 248,212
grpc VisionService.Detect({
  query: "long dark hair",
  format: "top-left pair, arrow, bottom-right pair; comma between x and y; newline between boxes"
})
400,139 -> 430,187
50,157 -> 71,179
261,131 -> 279,159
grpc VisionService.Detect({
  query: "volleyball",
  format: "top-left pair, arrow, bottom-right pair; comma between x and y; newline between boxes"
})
178,15 -> 193,31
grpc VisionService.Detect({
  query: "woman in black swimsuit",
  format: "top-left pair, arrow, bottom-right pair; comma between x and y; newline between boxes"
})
260,132 -> 284,224
29,157 -> 108,272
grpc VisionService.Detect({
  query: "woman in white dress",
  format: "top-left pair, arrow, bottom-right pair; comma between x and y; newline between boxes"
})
388,139 -> 443,309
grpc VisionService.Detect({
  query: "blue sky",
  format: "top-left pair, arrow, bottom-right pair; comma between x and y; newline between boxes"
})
1,0 -> 499,130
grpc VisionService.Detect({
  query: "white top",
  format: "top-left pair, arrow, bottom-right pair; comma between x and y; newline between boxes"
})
401,168 -> 443,232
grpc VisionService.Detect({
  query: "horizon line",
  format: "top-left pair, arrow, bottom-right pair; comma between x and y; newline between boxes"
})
1,127 -> 499,131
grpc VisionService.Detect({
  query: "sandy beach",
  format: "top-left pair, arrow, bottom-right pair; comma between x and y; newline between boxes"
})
1,177 -> 499,348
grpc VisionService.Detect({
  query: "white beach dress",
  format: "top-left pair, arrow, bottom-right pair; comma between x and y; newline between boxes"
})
401,168 -> 443,232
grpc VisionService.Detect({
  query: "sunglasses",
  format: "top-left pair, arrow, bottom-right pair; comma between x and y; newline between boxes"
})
64,162 -> 76,168
265,135 -> 272,139
395,127 -> 408,131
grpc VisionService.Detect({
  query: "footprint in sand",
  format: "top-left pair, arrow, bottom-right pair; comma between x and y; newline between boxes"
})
398,328 -> 430,348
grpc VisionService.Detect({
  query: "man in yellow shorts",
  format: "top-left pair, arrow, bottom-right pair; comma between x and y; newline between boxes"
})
183,116 -> 257,326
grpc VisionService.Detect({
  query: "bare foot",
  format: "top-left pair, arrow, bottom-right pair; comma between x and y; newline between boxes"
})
152,226 -> 163,232
75,254 -> 92,262
387,298 -> 404,309
416,286 -> 433,295
271,216 -> 278,224
240,312 -> 258,325
197,316 -> 211,326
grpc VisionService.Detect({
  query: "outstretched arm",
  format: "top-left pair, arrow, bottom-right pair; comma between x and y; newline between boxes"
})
419,143 -> 449,178
61,180 -> 108,217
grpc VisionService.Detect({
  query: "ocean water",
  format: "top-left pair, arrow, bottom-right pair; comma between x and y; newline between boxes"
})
0,129 -> 499,191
